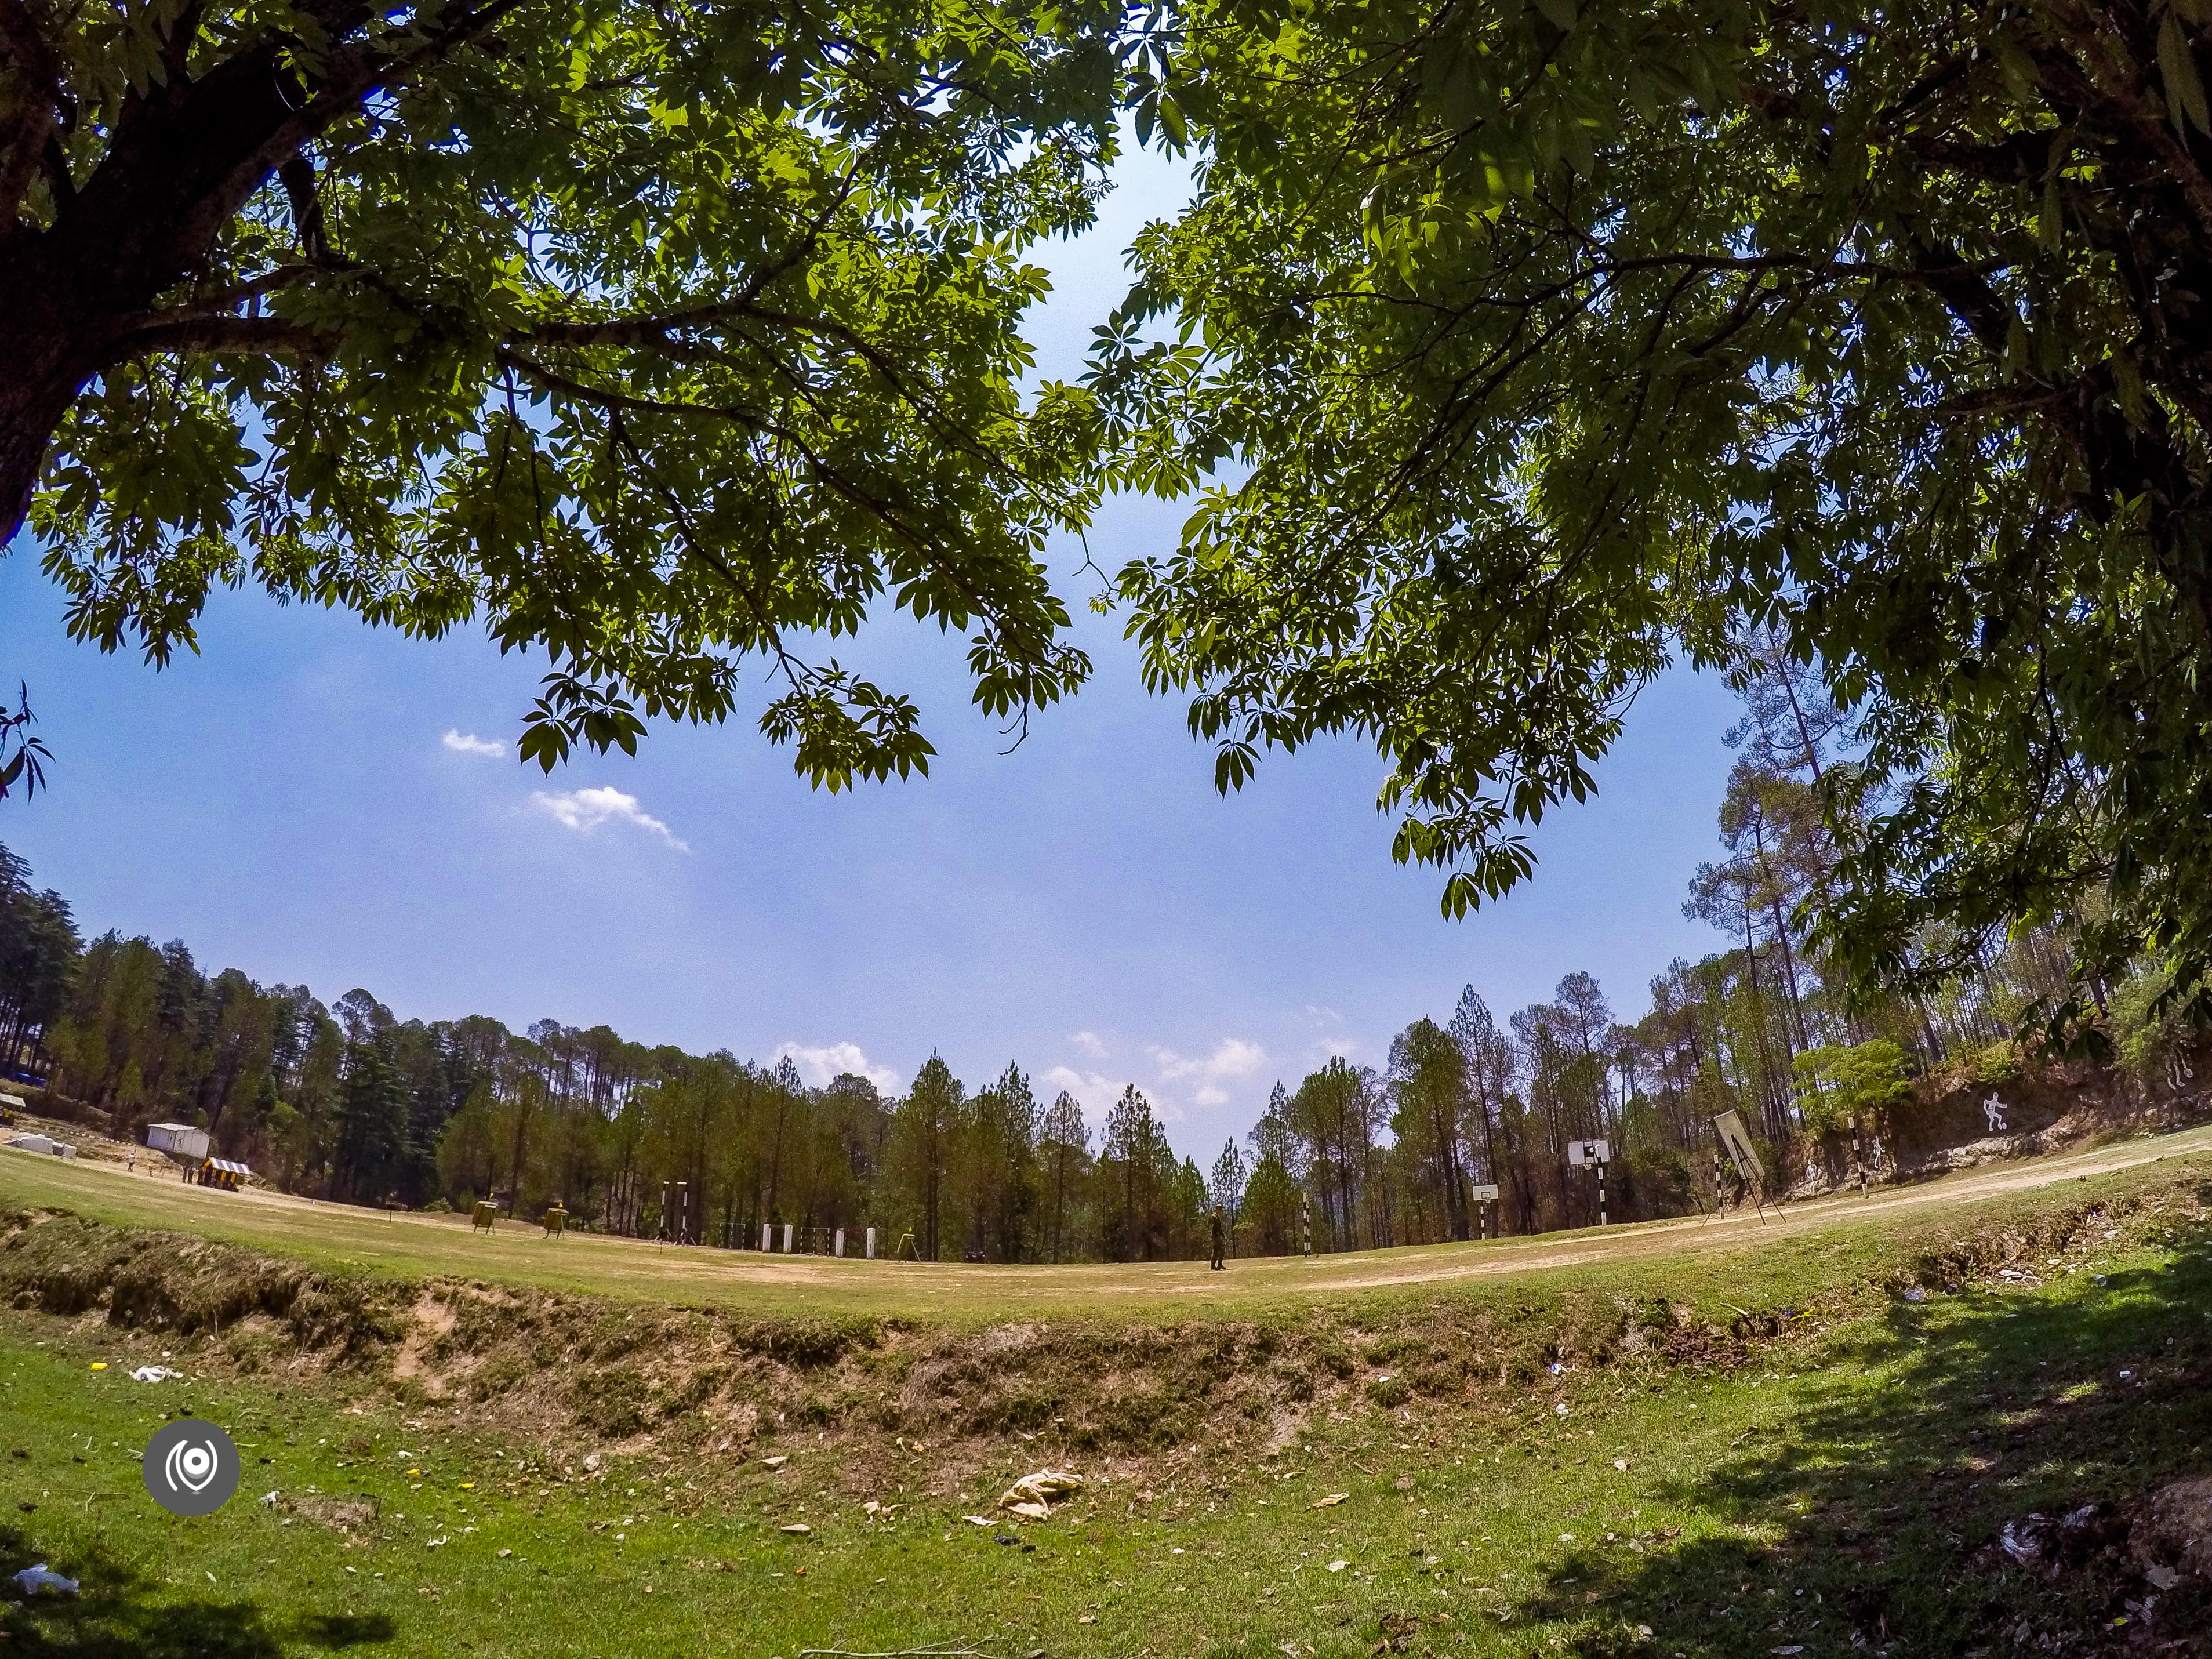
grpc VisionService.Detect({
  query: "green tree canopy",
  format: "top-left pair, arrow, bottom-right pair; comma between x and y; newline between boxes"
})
3,0 -> 1127,784
1098,0 -> 2212,1022
1790,1039 -> 1909,1135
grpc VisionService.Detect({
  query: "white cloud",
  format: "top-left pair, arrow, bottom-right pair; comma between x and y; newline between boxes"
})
1144,1037 -> 1266,1113
528,786 -> 690,852
1040,1038 -> 1267,1126
1041,1065 -> 1152,1121
1295,1005 -> 1357,1068
775,1041 -> 902,1094
442,728 -> 504,758
1149,1037 -> 1266,1084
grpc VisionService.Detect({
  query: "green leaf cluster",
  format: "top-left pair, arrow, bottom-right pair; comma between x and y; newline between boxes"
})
1789,1039 -> 1907,1135
1096,0 -> 2212,1012
12,0 -> 1132,780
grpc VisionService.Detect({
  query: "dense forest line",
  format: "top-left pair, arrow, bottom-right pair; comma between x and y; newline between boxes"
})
0,651 -> 2193,1257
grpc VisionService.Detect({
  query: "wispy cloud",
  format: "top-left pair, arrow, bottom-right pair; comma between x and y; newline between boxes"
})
775,1041 -> 902,1093
1296,1005 -> 1357,1068
528,786 -> 689,852
1068,1029 -> 1107,1059
1146,1037 -> 1266,1109
442,728 -> 504,758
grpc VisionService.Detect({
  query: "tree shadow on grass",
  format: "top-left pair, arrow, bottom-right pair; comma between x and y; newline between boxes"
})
295,1613 -> 397,1650
1,1524 -> 395,1657
1513,1201 -> 2212,1656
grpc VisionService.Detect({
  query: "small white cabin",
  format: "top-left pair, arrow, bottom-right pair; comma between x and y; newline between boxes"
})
146,1122 -> 211,1163
5,1133 -> 75,1159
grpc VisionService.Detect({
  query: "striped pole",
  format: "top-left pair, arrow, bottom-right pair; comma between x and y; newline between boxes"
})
1597,1155 -> 1607,1227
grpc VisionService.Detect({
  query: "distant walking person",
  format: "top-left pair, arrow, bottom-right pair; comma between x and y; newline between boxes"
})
1209,1204 -> 1226,1271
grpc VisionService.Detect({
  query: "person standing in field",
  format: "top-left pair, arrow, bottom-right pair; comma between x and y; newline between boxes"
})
1210,1204 -> 1227,1271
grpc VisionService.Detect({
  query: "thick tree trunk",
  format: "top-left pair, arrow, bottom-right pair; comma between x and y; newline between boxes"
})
0,255 -> 92,544
0,5 -> 399,543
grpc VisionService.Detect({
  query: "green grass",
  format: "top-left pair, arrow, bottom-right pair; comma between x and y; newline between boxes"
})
6,1124 -> 2210,1327
3,1157 -> 2210,1656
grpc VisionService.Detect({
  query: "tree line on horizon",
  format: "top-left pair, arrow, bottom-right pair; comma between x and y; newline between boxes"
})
9,655 -> 2192,1257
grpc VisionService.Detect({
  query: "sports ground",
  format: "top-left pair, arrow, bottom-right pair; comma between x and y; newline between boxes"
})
3,1127 -> 2209,1657
6,1121 -> 2207,1320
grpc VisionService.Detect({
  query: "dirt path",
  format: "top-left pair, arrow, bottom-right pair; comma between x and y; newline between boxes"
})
8,1121 -> 2208,1317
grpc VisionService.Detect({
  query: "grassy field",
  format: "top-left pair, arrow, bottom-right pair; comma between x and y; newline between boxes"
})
3,1134 -> 2209,1658
3,1177 -> 2207,1657
5,1123 -> 2210,1324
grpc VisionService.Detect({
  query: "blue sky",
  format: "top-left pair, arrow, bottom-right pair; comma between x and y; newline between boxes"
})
0,147 -> 1741,1163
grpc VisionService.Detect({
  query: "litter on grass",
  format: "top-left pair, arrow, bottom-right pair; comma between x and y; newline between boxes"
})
130,1366 -> 184,1383
1311,1493 -> 1349,1509
780,1523 -> 811,1535
998,1469 -> 1085,1519
12,1564 -> 79,1597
